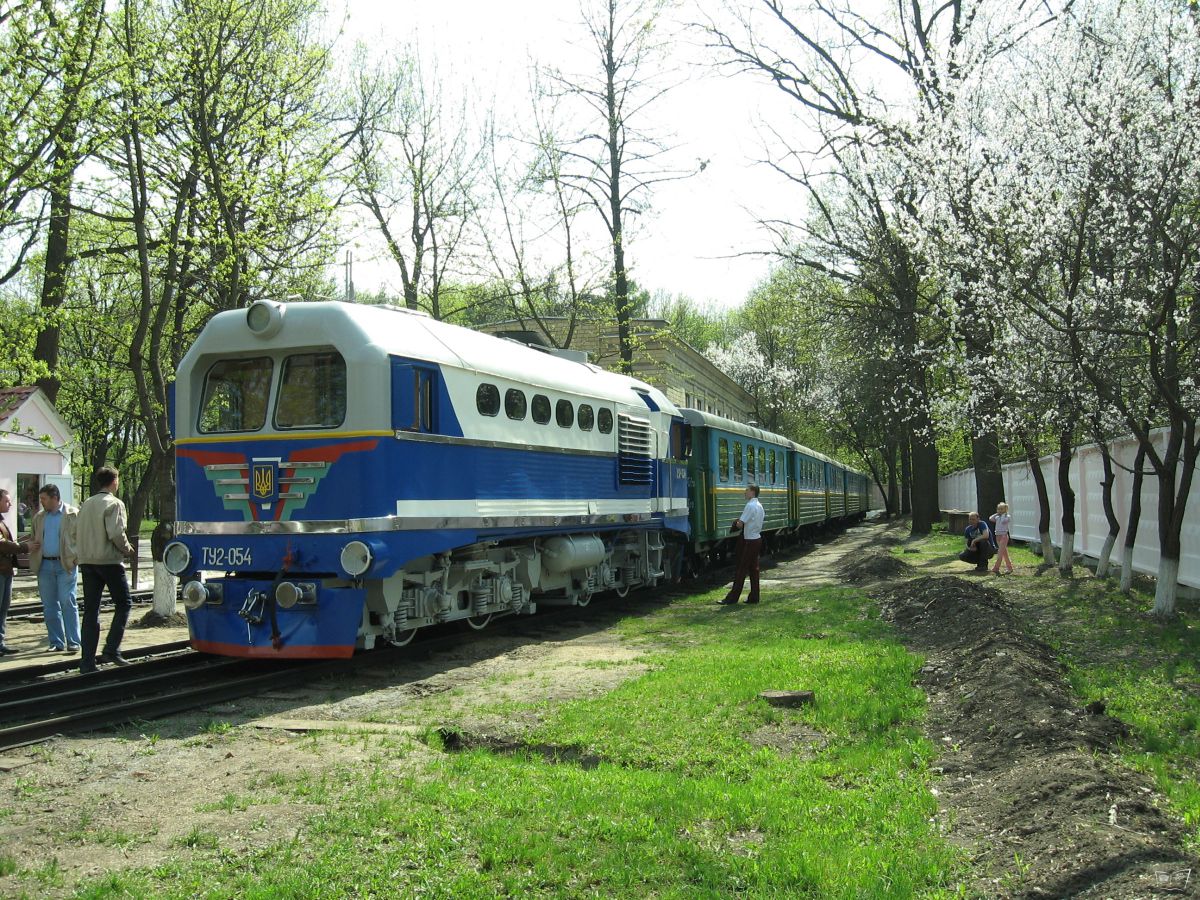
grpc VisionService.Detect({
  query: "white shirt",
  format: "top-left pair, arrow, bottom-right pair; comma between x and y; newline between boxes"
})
740,498 -> 765,540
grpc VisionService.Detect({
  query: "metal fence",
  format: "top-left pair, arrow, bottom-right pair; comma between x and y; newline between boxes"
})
939,430 -> 1200,590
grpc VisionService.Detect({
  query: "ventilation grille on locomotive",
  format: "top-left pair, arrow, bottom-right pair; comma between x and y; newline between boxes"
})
617,413 -> 654,485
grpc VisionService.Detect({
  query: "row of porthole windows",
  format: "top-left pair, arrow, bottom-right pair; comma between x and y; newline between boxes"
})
476,383 -> 614,434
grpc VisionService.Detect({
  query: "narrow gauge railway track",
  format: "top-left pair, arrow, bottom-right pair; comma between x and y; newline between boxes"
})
0,639 -> 193,684
0,542 -> 822,755
5,589 -> 156,621
0,587 -> 658,753
0,654 -> 344,752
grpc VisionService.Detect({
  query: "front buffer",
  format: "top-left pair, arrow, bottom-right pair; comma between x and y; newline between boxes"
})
186,578 -> 366,659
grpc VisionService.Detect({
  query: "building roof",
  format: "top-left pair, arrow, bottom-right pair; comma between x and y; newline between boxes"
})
0,386 -> 39,426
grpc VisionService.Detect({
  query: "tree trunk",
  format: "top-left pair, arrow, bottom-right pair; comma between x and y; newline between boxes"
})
1022,435 -> 1054,565
1094,442 -> 1120,578
885,441 -> 899,517
900,437 -> 912,516
909,418 -> 940,535
1152,438 -> 1194,618
33,133 -> 79,404
1057,429 -> 1076,575
971,429 -> 1004,520
150,452 -> 177,616
1120,442 -> 1147,593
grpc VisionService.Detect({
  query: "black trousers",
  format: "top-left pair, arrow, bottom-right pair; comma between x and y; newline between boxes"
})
959,544 -> 994,571
80,563 -> 132,662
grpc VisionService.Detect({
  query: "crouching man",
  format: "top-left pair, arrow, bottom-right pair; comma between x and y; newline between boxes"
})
959,512 -> 994,574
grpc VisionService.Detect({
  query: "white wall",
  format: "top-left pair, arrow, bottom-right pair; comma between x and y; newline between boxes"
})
939,430 -> 1200,590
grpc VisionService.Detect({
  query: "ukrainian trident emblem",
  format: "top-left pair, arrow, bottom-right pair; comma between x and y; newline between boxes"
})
250,459 -> 279,505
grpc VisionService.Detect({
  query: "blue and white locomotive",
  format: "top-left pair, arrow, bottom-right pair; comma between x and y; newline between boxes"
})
165,300 -> 691,657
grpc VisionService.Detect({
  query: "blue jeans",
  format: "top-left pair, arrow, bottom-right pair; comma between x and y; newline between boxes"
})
0,572 -> 12,647
39,559 -> 81,649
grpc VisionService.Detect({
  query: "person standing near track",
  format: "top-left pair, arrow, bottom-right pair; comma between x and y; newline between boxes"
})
75,467 -> 136,673
27,484 -> 81,653
720,483 -> 765,605
0,489 -> 31,655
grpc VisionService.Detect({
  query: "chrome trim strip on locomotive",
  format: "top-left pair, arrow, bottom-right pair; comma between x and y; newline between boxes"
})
392,429 -> 616,459
176,511 -> 658,536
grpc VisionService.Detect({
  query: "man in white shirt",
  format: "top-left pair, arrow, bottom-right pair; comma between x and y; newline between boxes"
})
720,484 -> 765,605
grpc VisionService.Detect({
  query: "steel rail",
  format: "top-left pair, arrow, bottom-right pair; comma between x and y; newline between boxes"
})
0,640 -> 194,685
0,654 -> 241,714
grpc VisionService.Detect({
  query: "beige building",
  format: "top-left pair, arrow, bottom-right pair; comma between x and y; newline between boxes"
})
478,317 -> 756,423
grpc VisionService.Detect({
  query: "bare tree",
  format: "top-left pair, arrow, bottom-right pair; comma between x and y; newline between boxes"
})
348,48 -> 483,319
545,0 -> 689,372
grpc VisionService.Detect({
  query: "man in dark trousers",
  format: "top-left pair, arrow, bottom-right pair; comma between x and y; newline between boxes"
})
76,467 -> 136,673
720,484 -> 766,605
959,511 -> 994,574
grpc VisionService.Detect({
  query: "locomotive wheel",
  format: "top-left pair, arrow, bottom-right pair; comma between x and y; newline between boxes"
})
389,628 -> 419,647
576,591 -> 593,607
466,613 -> 493,630
614,582 -> 630,598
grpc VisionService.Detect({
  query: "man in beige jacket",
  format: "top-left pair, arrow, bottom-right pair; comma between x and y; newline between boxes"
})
27,485 -> 81,652
76,466 -> 135,673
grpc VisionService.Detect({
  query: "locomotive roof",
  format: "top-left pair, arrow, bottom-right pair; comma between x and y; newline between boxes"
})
678,408 -> 843,468
188,301 -> 678,412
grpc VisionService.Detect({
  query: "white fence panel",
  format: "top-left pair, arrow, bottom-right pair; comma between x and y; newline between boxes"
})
939,430 -> 1200,590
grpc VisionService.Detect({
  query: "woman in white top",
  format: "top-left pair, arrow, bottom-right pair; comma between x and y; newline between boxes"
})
989,502 -> 1014,574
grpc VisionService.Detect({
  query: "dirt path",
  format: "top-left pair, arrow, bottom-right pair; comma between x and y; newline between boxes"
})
1,521 -> 1196,898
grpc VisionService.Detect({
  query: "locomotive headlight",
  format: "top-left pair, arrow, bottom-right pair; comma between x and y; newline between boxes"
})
246,300 -> 285,339
182,580 -> 221,609
163,541 -> 191,576
340,540 -> 373,577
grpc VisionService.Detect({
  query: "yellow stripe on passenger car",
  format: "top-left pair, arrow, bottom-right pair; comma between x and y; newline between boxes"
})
176,429 -> 394,445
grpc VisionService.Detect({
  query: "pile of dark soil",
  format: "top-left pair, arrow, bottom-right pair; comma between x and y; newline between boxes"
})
875,575 -> 1198,898
836,549 -> 912,583
133,609 -> 188,628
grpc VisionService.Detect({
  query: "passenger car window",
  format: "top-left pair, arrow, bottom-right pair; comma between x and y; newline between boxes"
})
578,404 -> 594,431
734,442 -> 743,479
597,408 -> 613,433
200,357 -> 272,433
505,389 -> 527,420
275,351 -> 346,429
718,438 -> 729,482
556,399 -> 574,428
747,445 -> 756,477
759,448 -> 767,481
476,383 -> 500,417
532,394 -> 551,424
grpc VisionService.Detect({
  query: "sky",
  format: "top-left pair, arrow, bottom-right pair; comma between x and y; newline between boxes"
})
328,0 -> 794,310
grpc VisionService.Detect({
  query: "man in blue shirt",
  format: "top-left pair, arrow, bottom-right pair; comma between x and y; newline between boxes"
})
28,485 -> 81,653
959,512 -> 994,574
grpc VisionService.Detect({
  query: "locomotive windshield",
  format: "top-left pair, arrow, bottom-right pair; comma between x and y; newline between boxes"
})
198,357 -> 272,433
274,350 -> 346,429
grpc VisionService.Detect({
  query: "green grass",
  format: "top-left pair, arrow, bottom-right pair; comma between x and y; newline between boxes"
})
68,583 -> 967,898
